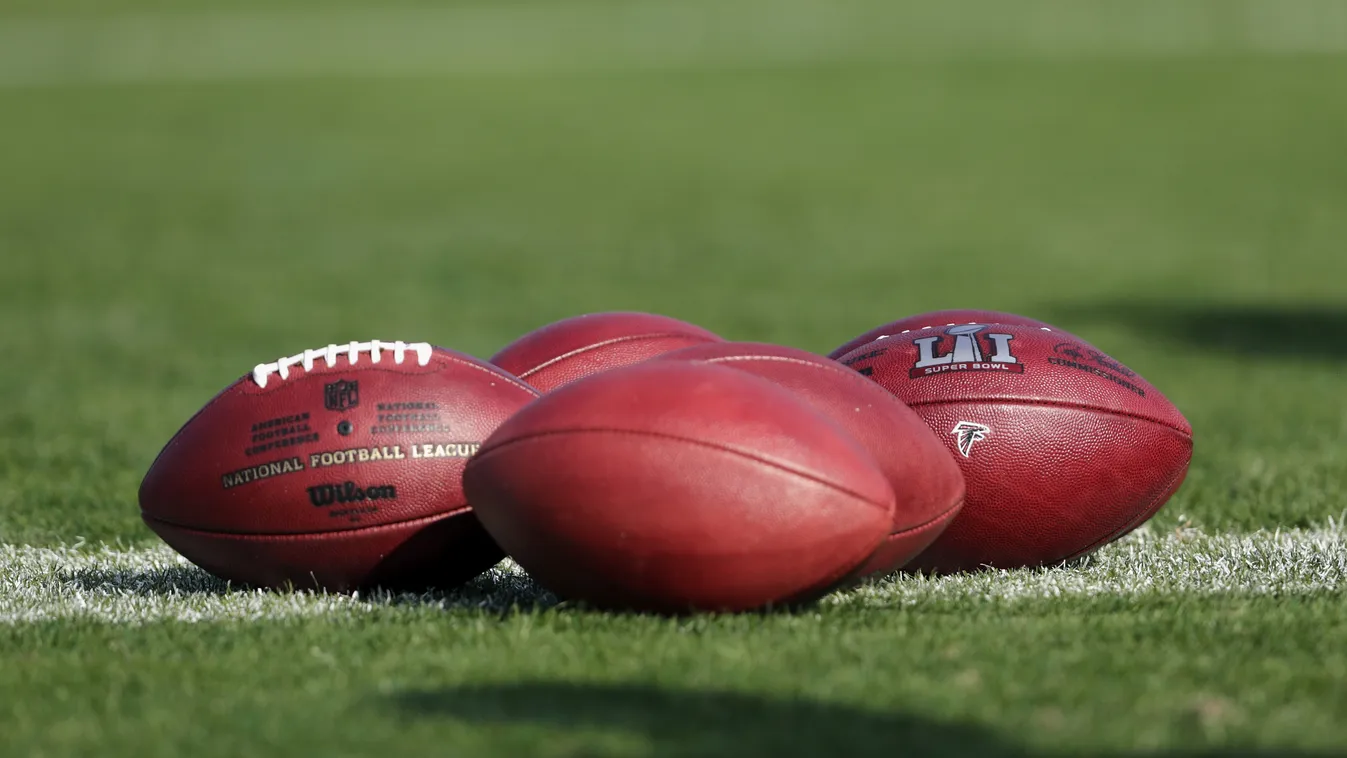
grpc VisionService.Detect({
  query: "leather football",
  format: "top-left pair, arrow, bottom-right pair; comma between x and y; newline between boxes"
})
139,340 -> 539,592
463,361 -> 895,613
652,341 -> 964,578
491,311 -> 721,392
828,309 -> 1059,361
837,323 -> 1193,572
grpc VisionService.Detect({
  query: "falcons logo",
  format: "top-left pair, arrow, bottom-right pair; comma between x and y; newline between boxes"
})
952,422 -> 991,458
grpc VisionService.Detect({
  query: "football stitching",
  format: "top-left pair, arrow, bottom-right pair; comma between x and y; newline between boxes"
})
832,322 -> 1056,356
695,353 -> 885,388
435,351 -> 543,396
244,345 -> 539,396
885,495 -> 964,538
514,332 -> 717,379
473,428 -> 893,513
850,498 -> 965,577
891,323 -> 1055,336
683,353 -> 922,408
252,340 -> 434,388
906,396 -> 1192,437
141,349 -> 539,495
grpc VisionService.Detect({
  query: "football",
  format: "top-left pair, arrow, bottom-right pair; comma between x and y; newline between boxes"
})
139,340 -> 540,592
828,309 -> 1060,360
490,311 -> 722,392
652,341 -> 964,577
837,323 -> 1193,572
463,361 -> 895,613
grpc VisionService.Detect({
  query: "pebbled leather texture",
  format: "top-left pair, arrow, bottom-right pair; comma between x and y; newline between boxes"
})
490,311 -> 721,392
464,361 -> 895,613
138,346 -> 540,591
827,309 -> 1059,361
652,341 -> 964,577
837,322 -> 1193,573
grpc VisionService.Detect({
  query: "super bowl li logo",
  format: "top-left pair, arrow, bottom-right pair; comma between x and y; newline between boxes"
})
910,325 -> 1023,379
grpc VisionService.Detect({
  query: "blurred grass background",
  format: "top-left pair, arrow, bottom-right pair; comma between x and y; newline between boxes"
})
2,0 -> 1345,543
3,3 -> 1347,757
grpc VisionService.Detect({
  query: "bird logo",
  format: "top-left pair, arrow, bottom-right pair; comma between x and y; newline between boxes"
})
952,422 -> 991,458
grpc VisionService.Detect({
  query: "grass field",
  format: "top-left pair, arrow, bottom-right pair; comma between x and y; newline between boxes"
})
2,1 -> 1346,755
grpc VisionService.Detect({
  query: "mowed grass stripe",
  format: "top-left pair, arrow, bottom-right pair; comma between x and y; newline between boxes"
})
2,525 -> 1342,623
0,543 -> 554,624
836,523 -> 1347,609
4,0 -> 1347,87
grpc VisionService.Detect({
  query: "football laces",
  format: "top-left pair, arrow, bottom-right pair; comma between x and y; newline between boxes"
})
252,340 -> 433,388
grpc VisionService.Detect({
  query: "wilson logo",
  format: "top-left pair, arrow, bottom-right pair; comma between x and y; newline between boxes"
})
306,482 -> 397,507
911,324 -> 1023,379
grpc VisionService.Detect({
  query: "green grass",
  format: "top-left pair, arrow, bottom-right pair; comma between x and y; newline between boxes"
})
4,594 -> 1347,756
1,1 -> 1346,755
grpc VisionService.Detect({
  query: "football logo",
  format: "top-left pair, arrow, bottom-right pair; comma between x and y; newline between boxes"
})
324,380 -> 360,412
910,324 -> 1022,379
306,481 -> 396,507
952,421 -> 991,458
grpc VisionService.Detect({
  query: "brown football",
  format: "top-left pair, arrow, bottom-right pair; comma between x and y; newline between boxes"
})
491,311 -> 721,392
463,361 -> 895,613
828,309 -> 1060,361
138,340 -> 539,592
652,341 -> 964,577
838,323 -> 1193,572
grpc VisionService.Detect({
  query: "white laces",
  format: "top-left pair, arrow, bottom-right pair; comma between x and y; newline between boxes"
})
252,341 -> 433,388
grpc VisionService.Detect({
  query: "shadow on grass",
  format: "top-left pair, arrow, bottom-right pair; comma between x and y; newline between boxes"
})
393,682 -> 1021,758
1045,301 -> 1347,362
390,681 -> 1334,758
370,567 -> 559,614
55,558 -> 837,617
61,564 -> 233,596
58,562 -> 558,613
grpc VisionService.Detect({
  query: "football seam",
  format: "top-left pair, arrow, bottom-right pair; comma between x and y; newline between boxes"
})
141,505 -> 473,538
1065,430 -> 1194,561
906,396 -> 1192,437
693,353 -> 929,411
694,353 -> 886,389
829,321 -> 1045,358
788,527 -> 894,604
139,348 -> 538,501
510,332 -> 718,379
241,349 -> 541,396
848,502 -> 962,579
434,351 -> 544,396
885,496 -> 964,539
147,350 -> 537,464
473,428 -> 893,513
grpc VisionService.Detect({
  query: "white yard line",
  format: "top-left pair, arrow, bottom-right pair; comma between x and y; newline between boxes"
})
2,0 -> 1347,88
0,524 -> 1343,623
832,523 -> 1347,608
0,542 -> 547,623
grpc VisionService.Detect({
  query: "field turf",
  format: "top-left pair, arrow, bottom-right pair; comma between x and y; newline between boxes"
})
2,1 -> 1346,755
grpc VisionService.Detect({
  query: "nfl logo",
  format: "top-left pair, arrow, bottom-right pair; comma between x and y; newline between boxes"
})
324,380 -> 359,412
